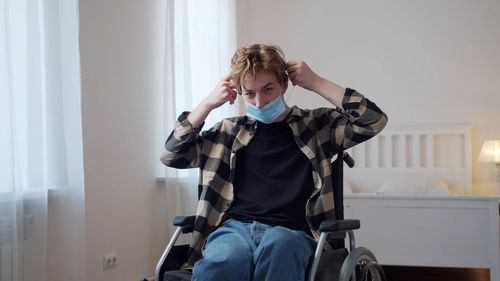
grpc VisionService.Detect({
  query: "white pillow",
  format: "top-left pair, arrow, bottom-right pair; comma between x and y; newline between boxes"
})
377,175 -> 453,195
343,179 -> 355,194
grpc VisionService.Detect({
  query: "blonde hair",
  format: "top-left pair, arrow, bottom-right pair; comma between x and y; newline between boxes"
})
230,44 -> 287,92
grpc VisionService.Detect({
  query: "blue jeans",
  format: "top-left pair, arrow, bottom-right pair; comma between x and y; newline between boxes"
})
192,219 -> 317,281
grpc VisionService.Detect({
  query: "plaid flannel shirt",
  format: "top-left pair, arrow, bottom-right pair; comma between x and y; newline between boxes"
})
160,88 -> 387,265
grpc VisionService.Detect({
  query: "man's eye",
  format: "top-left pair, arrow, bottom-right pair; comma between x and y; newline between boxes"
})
265,87 -> 273,92
245,92 -> 254,96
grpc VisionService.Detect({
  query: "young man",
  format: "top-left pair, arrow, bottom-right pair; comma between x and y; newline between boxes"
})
161,44 -> 387,281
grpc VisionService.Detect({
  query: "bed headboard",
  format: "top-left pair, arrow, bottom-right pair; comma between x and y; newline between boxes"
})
344,124 -> 472,195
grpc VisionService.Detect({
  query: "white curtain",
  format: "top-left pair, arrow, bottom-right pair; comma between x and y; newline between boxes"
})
0,0 -> 85,281
163,0 -> 239,237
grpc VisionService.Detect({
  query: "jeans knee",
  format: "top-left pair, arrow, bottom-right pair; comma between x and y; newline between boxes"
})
253,227 -> 316,281
194,245 -> 253,281
214,247 -> 252,265
259,227 -> 316,258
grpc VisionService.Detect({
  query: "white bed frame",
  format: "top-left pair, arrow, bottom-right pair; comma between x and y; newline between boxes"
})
342,124 -> 500,281
344,124 -> 473,194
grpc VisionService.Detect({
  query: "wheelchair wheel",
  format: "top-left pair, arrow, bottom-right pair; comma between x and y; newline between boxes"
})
358,261 -> 386,281
338,247 -> 386,281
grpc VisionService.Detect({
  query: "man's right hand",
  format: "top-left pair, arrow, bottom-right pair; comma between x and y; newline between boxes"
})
203,75 -> 238,110
187,75 -> 237,127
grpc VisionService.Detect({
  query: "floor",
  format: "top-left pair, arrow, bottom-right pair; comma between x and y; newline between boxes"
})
382,266 -> 489,281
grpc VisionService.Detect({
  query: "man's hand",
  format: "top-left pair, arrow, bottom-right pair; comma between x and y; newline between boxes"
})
286,60 -> 346,107
203,75 -> 238,109
187,75 -> 237,127
286,61 -> 320,91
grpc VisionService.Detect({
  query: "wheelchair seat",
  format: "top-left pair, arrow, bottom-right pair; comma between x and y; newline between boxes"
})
143,151 -> 386,281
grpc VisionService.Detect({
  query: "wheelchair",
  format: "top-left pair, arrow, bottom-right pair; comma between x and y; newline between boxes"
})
144,151 -> 386,281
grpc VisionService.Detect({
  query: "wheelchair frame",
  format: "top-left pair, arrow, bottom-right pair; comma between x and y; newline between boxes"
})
148,151 -> 386,281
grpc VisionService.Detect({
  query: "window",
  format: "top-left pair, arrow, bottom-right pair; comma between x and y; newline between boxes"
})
161,0 -> 239,178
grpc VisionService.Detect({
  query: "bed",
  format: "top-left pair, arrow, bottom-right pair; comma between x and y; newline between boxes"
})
341,124 -> 500,281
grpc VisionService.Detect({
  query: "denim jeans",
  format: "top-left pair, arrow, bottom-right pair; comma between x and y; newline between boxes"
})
192,219 -> 317,281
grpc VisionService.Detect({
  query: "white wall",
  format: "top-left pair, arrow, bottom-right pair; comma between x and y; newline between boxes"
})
237,0 -> 500,194
79,0 -> 168,280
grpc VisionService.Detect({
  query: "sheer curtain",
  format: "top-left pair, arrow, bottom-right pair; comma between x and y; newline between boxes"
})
163,0 -> 239,236
0,0 -> 85,281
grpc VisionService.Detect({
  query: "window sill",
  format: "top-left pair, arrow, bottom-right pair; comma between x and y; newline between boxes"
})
0,187 -> 71,203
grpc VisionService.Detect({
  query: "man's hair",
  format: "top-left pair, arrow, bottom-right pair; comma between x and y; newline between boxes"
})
230,44 -> 287,92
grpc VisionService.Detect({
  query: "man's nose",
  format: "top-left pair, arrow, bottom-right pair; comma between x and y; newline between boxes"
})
255,94 -> 266,108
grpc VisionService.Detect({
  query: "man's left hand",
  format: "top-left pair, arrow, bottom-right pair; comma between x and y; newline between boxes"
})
286,60 -> 320,91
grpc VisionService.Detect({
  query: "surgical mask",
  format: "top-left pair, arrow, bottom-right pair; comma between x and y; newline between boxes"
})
245,94 -> 286,124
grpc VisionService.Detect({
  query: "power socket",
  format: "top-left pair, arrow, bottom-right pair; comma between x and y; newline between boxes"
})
103,251 -> 118,271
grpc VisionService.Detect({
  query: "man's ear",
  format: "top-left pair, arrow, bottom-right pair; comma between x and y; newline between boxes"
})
281,79 -> 288,95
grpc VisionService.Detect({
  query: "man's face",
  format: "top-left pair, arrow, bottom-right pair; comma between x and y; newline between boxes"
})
240,71 -> 288,109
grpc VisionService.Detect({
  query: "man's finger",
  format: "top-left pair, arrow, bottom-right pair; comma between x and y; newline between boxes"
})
226,89 -> 237,99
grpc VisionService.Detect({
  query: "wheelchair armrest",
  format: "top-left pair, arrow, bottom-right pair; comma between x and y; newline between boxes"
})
173,215 -> 196,233
319,219 -> 360,233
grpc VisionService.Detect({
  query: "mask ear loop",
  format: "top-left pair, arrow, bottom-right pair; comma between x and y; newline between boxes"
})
284,73 -> 295,103
285,84 -> 295,103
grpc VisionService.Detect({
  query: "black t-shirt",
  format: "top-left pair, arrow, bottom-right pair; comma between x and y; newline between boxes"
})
225,118 -> 314,232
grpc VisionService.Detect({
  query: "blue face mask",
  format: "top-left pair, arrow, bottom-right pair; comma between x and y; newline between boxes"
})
245,94 -> 286,124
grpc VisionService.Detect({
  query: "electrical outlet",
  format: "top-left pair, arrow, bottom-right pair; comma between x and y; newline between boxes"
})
103,251 -> 118,271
